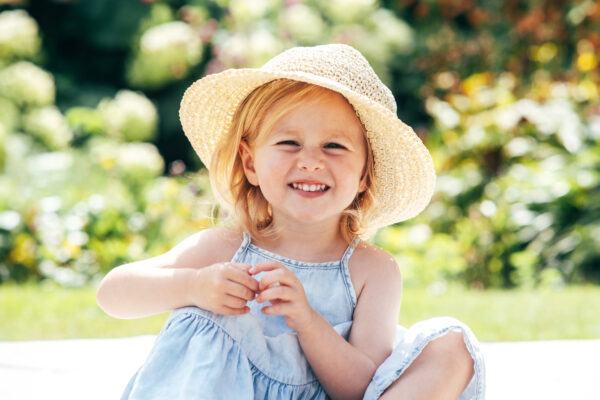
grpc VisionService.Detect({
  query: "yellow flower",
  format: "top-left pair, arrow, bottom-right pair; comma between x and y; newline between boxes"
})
9,233 -> 37,267
529,43 -> 557,63
462,73 -> 492,97
577,53 -> 598,72
63,240 -> 81,259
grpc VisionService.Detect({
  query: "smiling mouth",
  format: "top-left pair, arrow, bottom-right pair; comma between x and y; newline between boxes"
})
289,183 -> 330,192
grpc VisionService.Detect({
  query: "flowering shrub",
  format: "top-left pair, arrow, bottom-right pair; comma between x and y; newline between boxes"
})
127,21 -> 204,89
0,4 -> 599,289
98,90 -> 158,142
0,61 -> 54,108
377,71 -> 600,288
0,10 -> 41,62
0,136 -> 213,285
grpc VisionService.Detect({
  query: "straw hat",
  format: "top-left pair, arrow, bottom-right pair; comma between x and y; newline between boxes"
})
180,44 -> 435,229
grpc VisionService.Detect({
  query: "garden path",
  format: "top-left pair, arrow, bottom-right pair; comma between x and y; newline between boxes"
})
0,336 -> 598,399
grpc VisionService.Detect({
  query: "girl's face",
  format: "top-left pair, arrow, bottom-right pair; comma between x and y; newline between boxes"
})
239,91 -> 367,228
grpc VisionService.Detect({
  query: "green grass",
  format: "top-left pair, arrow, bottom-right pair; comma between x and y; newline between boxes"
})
1,283 -> 599,341
398,285 -> 600,341
0,283 -> 169,341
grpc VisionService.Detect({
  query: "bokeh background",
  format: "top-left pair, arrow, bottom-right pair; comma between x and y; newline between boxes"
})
0,0 -> 599,341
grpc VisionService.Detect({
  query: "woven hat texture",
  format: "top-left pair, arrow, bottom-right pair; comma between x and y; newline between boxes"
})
180,44 -> 436,229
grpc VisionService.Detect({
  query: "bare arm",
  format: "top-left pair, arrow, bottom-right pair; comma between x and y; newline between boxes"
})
301,247 -> 401,399
96,254 -> 198,318
251,245 -> 402,400
96,228 -> 258,319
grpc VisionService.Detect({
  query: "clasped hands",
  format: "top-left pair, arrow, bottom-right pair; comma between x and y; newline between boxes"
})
187,261 -> 315,332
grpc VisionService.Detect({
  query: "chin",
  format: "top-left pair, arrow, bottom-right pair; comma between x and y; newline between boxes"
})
289,210 -> 340,225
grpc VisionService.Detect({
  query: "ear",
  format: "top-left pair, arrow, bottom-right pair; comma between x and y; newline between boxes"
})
358,177 -> 368,193
358,167 -> 368,193
238,140 -> 259,186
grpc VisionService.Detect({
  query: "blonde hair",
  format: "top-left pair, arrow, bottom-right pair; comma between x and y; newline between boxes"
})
210,79 -> 379,243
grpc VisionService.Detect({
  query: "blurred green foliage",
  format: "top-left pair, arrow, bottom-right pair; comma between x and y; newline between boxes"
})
0,0 -> 598,288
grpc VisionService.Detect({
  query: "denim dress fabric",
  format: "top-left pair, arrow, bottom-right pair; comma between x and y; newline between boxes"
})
121,233 -> 485,399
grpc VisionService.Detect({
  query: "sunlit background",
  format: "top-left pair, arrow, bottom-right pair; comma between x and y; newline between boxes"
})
0,0 -> 599,341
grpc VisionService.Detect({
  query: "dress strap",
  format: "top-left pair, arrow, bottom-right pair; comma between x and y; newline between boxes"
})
230,231 -> 252,263
340,236 -> 360,309
340,236 -> 361,266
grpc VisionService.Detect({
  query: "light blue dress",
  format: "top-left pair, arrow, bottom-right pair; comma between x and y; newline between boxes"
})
122,233 -> 485,399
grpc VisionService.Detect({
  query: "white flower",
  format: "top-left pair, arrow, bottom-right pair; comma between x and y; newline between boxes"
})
588,115 -> 600,140
23,106 -> 73,149
323,0 -> 377,24
26,152 -> 74,173
504,136 -> 536,158
0,97 -> 19,132
229,0 -> 274,24
0,10 -> 41,60
479,200 -> 497,217
425,98 -> 460,129
0,61 -> 55,107
115,142 -> 164,181
494,105 -> 521,131
369,9 -> 414,54
279,4 -> 325,45
0,210 -> 21,230
128,21 -> 203,88
508,98 -> 583,152
141,21 -> 201,56
98,90 -> 158,142
217,29 -> 282,68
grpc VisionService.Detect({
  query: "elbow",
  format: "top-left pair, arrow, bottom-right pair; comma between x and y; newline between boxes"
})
95,278 -> 113,316
95,281 -> 109,314
331,358 -> 377,400
353,357 -> 378,400
95,271 -> 125,319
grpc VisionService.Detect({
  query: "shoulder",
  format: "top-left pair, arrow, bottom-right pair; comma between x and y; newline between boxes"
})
348,240 -> 401,300
162,227 -> 244,269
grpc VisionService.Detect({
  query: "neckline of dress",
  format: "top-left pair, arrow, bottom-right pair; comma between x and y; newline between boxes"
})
244,234 -> 359,268
247,242 -> 343,267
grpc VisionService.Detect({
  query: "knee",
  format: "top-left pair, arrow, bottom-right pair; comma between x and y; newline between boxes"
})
424,330 -> 474,379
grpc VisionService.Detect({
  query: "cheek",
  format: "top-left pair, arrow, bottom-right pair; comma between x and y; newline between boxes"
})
338,159 -> 366,194
254,152 -> 289,185
342,158 -> 365,179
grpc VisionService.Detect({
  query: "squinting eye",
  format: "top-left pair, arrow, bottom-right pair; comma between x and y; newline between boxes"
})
277,140 -> 299,146
325,142 -> 346,149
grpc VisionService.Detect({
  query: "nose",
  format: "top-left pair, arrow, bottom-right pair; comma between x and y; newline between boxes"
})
297,148 -> 324,172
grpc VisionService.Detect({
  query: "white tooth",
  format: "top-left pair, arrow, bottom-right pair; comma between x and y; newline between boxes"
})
319,185 -> 325,191
309,185 -> 316,191
293,183 -> 299,189
302,184 -> 309,191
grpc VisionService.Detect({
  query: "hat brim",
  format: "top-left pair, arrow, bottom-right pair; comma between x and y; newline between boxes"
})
179,68 -> 435,230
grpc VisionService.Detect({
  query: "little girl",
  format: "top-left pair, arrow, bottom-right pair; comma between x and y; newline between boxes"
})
97,44 -> 485,399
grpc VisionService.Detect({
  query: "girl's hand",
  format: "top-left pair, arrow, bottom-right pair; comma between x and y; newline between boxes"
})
250,261 -> 317,333
188,262 -> 259,315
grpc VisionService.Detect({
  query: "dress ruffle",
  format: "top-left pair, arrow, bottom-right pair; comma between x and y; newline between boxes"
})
364,317 -> 485,400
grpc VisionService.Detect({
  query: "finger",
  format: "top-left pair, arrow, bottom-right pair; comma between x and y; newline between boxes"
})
221,305 -> 250,315
226,281 -> 257,301
261,302 -> 288,316
248,260 -> 285,275
223,294 -> 248,309
228,262 -> 253,272
227,266 -> 260,292
257,286 -> 292,303
259,269 -> 295,290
